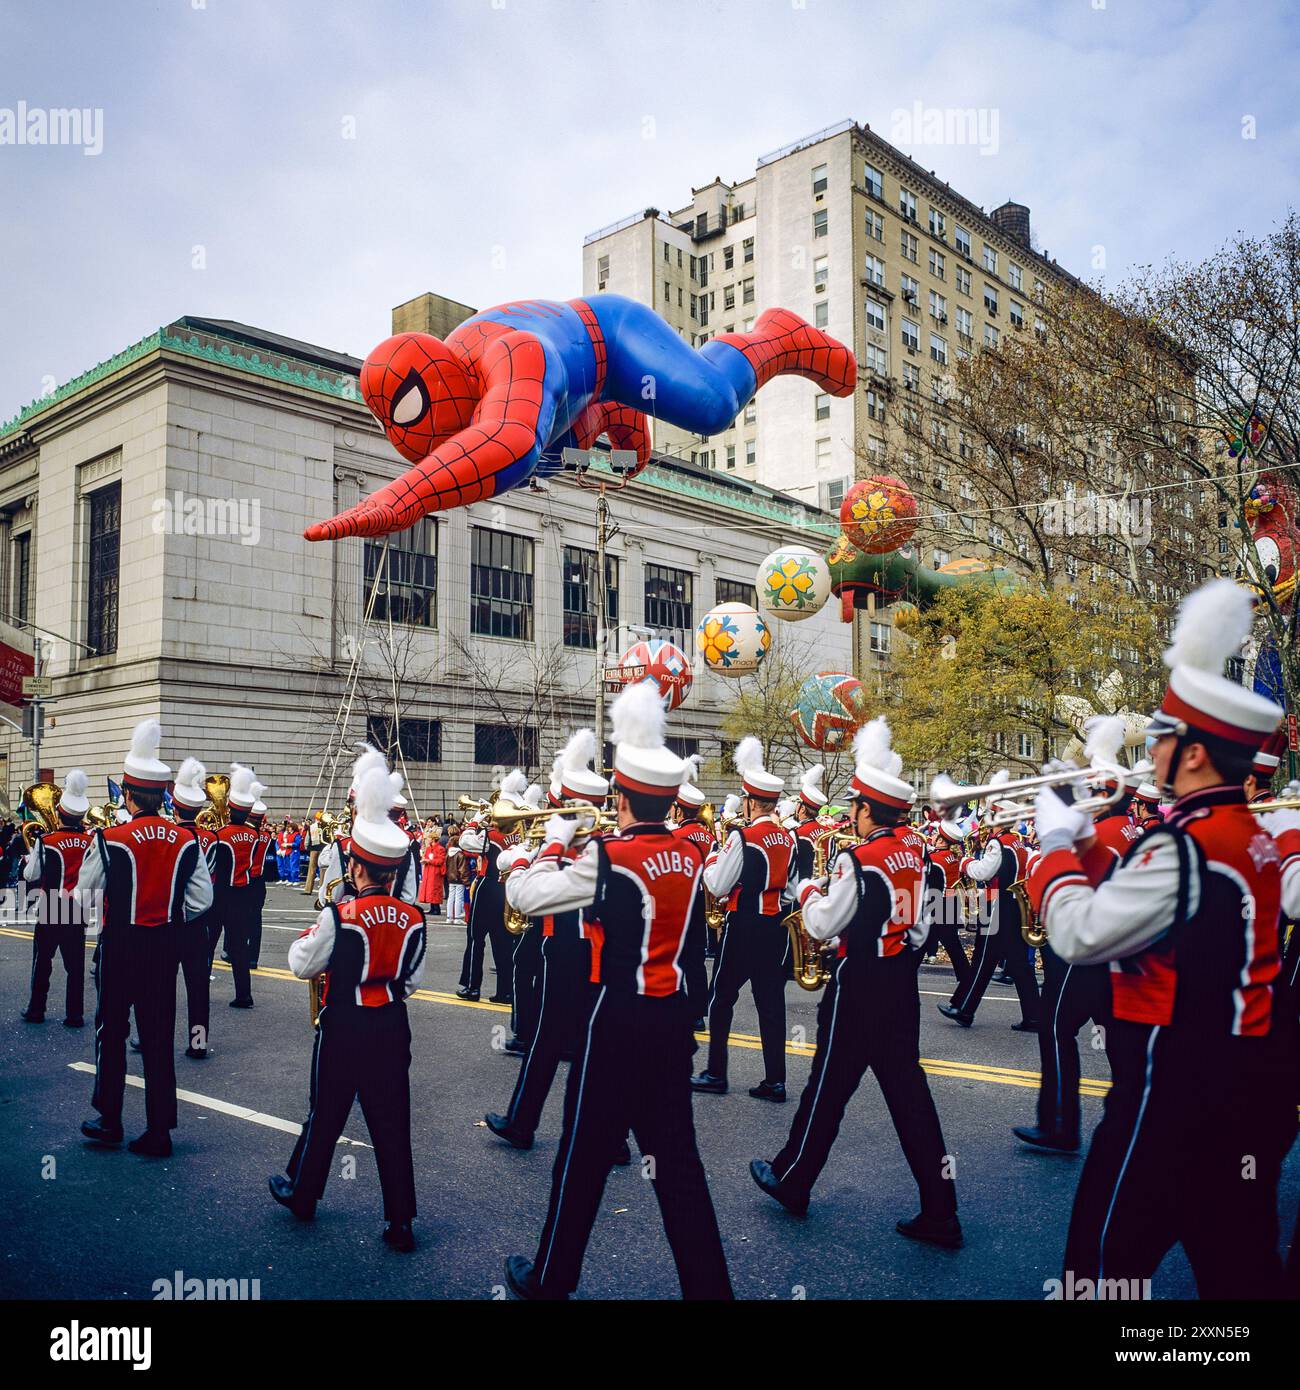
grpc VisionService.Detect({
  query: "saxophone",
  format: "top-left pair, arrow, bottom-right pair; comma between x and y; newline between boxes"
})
310,875 -> 344,1025
783,831 -> 854,992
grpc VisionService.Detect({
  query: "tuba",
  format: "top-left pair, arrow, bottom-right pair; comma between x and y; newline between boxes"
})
196,774 -> 231,830
84,803 -> 113,830
782,831 -> 857,991
21,782 -> 62,849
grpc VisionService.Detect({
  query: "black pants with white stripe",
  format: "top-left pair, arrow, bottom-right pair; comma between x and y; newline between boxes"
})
179,914 -> 211,1051
949,897 -> 1039,1025
288,1002 -> 416,1223
503,934 -> 590,1137
464,885 -> 513,998
27,921 -> 85,1022
210,886 -> 255,1003
92,923 -> 179,1133
1033,947 -> 1110,1145
530,985 -> 732,1299
706,913 -> 789,1083
247,876 -> 265,968
771,955 -> 957,1217
921,916 -> 970,988
510,922 -> 545,1045
1064,1019 -> 1295,1297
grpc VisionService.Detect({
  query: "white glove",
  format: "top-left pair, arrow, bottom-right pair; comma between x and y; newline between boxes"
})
1259,808 -> 1300,837
1033,784 -> 1090,854
500,845 -> 535,872
543,814 -> 578,849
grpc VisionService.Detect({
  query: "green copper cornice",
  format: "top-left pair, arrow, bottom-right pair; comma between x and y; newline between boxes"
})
0,330 -> 163,439
159,327 -> 363,404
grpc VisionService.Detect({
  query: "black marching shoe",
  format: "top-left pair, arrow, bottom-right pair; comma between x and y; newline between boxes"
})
488,993 -> 512,1005
937,1003 -> 973,1027
382,1221 -> 415,1253
690,1070 -> 728,1094
185,1046 -> 209,1060
749,1080 -> 786,1103
455,987 -> 480,1001
504,1255 -> 568,1301
63,1018 -> 84,1029
81,1118 -> 124,1148
20,1008 -> 45,1023
485,1112 -> 534,1150
1012,1125 -> 1080,1155
1010,1019 -> 1039,1033
268,1174 -> 316,1221
991,970 -> 1014,985
128,1130 -> 173,1158
896,1212 -> 964,1249
749,1159 -> 809,1216
691,1017 -> 706,1032
503,1037 -> 527,1056
229,998 -> 255,1009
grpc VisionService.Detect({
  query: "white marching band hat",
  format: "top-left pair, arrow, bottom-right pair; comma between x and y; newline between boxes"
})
1145,580 -> 1282,750
172,757 -> 208,810
547,750 -> 565,807
675,753 -> 706,810
350,753 -> 410,869
59,769 -> 90,818
798,763 -> 827,810
557,727 -> 608,802
123,720 -> 171,794
846,717 -> 915,810
610,682 -> 687,795
1134,783 -> 1161,805
734,736 -> 783,799
228,762 -> 265,810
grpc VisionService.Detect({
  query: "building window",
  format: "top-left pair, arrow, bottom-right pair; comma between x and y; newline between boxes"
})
813,209 -> 828,239
865,209 -> 884,241
902,362 -> 920,392
364,517 -> 437,627
1017,732 -> 1034,759
723,245 -> 734,270
11,531 -> 30,625
1009,299 -> 1025,328
86,482 -> 120,656
955,265 -> 971,296
742,277 -> 755,304
899,188 -> 917,221
929,290 -> 947,322
864,163 -> 884,199
983,244 -> 998,274
717,577 -> 757,607
929,248 -> 945,279
901,230 -> 919,263
901,273 -> 919,304
745,439 -> 757,468
864,298 -> 886,333
475,723 -> 537,767
562,545 -> 619,649
813,255 -> 828,293
902,318 -> 920,352
928,208 -> 946,238
815,436 -> 832,469
644,564 -> 693,647
742,237 -> 754,263
984,284 -> 999,315
744,400 -> 757,425
933,548 -> 950,568
956,306 -> 973,339
821,477 -> 848,512
864,254 -> 885,287
1009,262 -> 1023,291
814,300 -> 829,329
814,392 -> 831,420
865,343 -> 888,374
725,444 -> 736,470
930,333 -> 948,365
984,323 -> 1000,349
866,390 -> 885,421
869,621 -> 891,654
470,527 -> 534,640
955,225 -> 972,258
811,162 -> 828,195
367,715 -> 442,764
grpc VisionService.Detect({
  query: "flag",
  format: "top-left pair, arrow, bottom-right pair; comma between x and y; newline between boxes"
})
107,777 -> 122,806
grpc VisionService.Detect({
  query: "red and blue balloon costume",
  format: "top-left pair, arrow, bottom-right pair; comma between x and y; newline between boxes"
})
306,294 -> 856,541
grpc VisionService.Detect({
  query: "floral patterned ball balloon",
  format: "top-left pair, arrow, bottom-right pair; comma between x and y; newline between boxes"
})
696,602 -> 771,679
755,545 -> 832,623
789,671 -> 871,751
840,475 -> 918,555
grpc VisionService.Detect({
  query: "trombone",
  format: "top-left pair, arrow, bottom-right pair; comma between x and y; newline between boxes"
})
928,762 -> 1133,828
490,803 -> 615,934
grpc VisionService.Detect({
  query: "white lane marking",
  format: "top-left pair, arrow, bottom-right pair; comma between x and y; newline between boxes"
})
66,1062 -> 371,1148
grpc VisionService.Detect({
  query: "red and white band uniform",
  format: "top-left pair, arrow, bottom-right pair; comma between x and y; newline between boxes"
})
76,814 -> 213,1136
792,817 -> 833,883
675,814 -> 718,960
504,821 -> 730,1299
170,810 -> 218,1053
457,825 -> 514,999
702,815 -> 797,1086
211,816 -> 261,1006
1029,805 -> 1142,1148
768,826 -> 958,1219
286,885 -> 427,1222
315,833 -> 419,908
23,821 -> 93,1025
921,837 -> 972,988
946,831 -> 1040,1027
1029,784 -> 1297,1296
497,840 -> 591,1140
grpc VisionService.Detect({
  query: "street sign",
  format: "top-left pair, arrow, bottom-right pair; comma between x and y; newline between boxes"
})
1288,714 -> 1298,752
21,675 -> 51,698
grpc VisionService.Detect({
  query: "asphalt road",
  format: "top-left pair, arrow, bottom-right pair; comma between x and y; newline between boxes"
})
2,886 -> 1296,1302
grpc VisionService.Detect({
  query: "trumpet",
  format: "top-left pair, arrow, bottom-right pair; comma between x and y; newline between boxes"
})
1248,796 -> 1300,813
929,762 -> 1133,827
488,802 -> 614,836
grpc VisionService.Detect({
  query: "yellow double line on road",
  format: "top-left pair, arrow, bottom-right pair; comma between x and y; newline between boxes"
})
0,926 -> 1111,1098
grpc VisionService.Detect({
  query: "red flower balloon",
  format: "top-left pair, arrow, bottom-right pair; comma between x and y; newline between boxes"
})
840,476 -> 918,555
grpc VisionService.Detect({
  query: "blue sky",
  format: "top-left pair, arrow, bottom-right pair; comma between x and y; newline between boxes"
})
2,0 -> 1298,422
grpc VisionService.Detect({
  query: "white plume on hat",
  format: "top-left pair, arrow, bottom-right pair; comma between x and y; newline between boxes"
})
172,757 -> 208,810
852,718 -> 903,780
680,753 -> 701,786
560,727 -> 597,775
123,720 -> 171,791
676,751 -> 706,807
229,762 -> 265,810
612,680 -> 666,748
1083,714 -> 1126,765
722,793 -> 742,818
355,760 -> 403,824
1163,579 -> 1252,673
59,768 -> 90,817
130,720 -> 163,764
523,783 -> 544,810
799,762 -> 827,807
500,768 -> 528,804
734,736 -> 764,778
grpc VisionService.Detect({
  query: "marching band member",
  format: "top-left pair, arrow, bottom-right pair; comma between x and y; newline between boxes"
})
750,718 -> 961,1248
246,795 -> 277,971
692,737 -> 796,1102
920,818 -> 972,989
211,765 -> 266,1009
1131,782 -> 1163,829
77,721 -> 213,1155
791,762 -> 830,882
487,730 -> 609,1146
938,774 -> 1040,1031
502,682 -> 728,1300
1245,723 -> 1286,804
456,769 -> 526,1003
273,753 -> 426,1252
21,769 -> 92,1028
1028,581 -> 1295,1297
1014,718 -> 1141,1155
389,785 -> 421,905
670,757 -> 712,852
170,758 -> 218,1058
506,782 -> 549,1052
